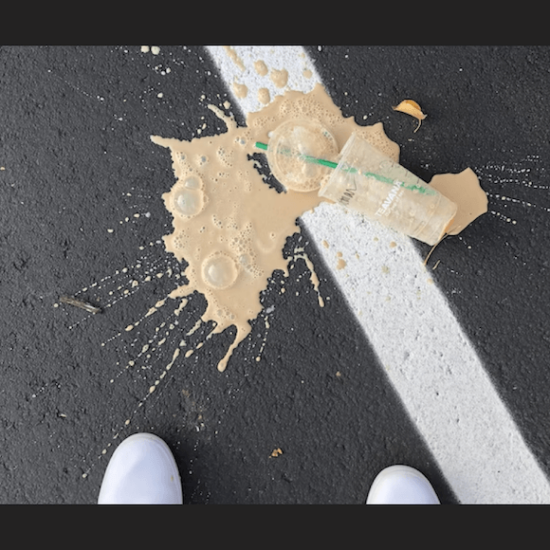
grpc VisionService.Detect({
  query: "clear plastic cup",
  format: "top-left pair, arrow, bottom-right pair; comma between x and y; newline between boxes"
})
266,119 -> 338,192
318,133 -> 457,245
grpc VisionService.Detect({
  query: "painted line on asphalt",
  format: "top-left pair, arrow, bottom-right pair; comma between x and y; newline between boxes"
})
205,45 -> 550,503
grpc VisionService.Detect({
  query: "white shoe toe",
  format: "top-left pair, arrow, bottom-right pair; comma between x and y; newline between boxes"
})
98,433 -> 183,505
366,465 -> 440,504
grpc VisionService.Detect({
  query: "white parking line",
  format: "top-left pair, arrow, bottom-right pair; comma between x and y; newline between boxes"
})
206,45 -> 550,503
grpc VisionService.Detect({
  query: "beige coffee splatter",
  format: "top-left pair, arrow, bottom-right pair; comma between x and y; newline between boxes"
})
258,88 -> 271,105
232,80 -> 248,99
270,68 -> 289,88
223,46 -> 245,71
430,168 -> 488,235
254,60 -> 268,76
152,82 -> 486,373
336,251 -> 346,270
151,83 -> 399,371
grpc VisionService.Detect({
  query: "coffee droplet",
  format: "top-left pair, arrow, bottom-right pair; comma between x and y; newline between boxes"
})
202,252 -> 239,289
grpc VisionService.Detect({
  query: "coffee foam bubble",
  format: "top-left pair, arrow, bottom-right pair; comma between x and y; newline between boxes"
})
202,252 -> 239,290
172,186 -> 205,218
184,176 -> 202,189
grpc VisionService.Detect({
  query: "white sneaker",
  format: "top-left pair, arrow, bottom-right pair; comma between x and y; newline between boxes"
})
366,465 -> 440,504
98,433 -> 183,504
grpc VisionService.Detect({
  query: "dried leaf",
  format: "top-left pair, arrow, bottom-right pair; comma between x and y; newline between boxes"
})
393,99 -> 427,132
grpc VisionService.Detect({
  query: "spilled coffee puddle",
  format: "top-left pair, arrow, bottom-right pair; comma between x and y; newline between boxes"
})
152,83 -> 487,372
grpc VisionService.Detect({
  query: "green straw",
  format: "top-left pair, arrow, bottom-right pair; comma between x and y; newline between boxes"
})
255,141 -> 339,170
254,141 -> 436,195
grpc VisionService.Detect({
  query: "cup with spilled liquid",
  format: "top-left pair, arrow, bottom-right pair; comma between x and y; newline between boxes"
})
258,123 -> 457,246
318,133 -> 457,245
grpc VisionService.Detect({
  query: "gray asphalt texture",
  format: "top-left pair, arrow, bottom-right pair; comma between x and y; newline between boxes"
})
1,45 -> 550,504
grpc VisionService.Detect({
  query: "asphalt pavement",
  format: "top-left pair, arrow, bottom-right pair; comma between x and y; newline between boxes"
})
2,45 -> 550,504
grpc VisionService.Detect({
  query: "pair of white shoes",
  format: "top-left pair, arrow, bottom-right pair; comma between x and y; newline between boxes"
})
98,432 -> 440,504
